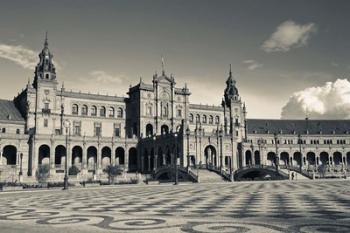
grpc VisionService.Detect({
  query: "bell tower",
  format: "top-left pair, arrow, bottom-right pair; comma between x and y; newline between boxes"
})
222,65 -> 246,140
31,33 -> 59,135
33,32 -> 57,88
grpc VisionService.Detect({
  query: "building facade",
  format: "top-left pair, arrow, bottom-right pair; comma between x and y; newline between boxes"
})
0,38 -> 349,183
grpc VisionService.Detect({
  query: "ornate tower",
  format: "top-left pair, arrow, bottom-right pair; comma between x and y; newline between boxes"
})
222,65 -> 246,140
31,33 -> 59,135
33,32 -> 57,88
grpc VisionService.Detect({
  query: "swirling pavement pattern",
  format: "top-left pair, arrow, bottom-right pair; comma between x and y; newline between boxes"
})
0,180 -> 350,232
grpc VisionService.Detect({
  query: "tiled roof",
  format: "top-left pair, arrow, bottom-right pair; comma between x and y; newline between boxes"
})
246,119 -> 350,135
0,99 -> 24,122
58,91 -> 126,102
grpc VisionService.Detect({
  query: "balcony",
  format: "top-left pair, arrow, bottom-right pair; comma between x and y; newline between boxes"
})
42,108 -> 51,114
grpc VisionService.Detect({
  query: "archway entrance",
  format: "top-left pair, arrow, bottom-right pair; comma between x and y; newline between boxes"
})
38,145 -> 50,165
333,152 -> 342,165
128,147 -> 137,172
146,124 -> 153,137
205,145 -> 217,167
245,150 -> 252,166
280,152 -> 289,166
87,146 -> 97,170
161,125 -> 169,135
55,145 -> 66,168
72,146 -> 82,166
115,147 -> 125,165
320,152 -> 329,165
254,151 -> 260,165
267,152 -> 276,166
101,147 -> 111,168
3,145 -> 17,165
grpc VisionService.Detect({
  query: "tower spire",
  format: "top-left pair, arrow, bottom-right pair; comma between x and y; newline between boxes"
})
161,56 -> 165,75
44,31 -> 48,48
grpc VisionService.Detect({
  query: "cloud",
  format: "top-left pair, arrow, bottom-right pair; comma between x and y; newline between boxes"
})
262,20 -> 317,52
243,60 -> 263,71
88,70 -> 125,85
0,44 -> 37,69
65,70 -> 129,96
281,79 -> 350,119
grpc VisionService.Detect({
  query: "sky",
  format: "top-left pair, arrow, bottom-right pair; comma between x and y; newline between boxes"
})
0,0 -> 350,119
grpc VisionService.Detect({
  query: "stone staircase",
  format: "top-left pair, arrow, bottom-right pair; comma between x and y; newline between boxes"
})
197,169 -> 226,183
280,168 -> 310,180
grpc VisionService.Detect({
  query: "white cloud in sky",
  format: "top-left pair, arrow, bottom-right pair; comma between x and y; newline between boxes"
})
65,70 -> 129,96
262,20 -> 317,52
243,60 -> 263,70
88,70 -> 124,85
0,43 -> 61,70
281,79 -> 350,119
0,44 -> 37,69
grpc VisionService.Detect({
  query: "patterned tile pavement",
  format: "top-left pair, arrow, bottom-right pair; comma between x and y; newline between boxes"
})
0,180 -> 350,232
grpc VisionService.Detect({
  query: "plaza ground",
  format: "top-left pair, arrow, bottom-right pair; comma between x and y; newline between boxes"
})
0,180 -> 350,233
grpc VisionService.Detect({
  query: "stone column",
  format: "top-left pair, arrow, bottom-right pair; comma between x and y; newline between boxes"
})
81,144 -> 87,173
148,155 -> 151,171
111,146 -> 116,166
163,154 -> 166,166
242,150 -> 246,167
97,145 -> 102,174
154,154 -> 158,170
141,155 -> 144,172
124,148 -> 129,171
67,143 -> 71,169
32,142 -> 38,177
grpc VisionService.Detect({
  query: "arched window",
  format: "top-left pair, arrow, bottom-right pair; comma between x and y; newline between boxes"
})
202,115 -> 207,123
72,104 -> 79,115
147,105 -> 153,116
189,114 -> 194,123
100,106 -> 106,117
81,105 -> 88,116
196,114 -> 200,123
91,106 -> 97,116
215,116 -> 220,124
109,107 -> 115,117
209,115 -> 214,124
117,107 -> 123,118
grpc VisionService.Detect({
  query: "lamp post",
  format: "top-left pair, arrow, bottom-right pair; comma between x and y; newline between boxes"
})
186,127 -> 190,170
298,133 -> 302,173
219,127 -> 223,172
19,153 -> 23,182
153,134 -> 157,172
174,131 -> 178,185
274,133 -> 279,172
63,120 -> 71,190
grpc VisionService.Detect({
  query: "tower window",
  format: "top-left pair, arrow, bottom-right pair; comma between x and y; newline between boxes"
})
2,128 -> 6,133
209,115 -> 213,124
189,114 -> 193,123
177,109 -> 182,118
91,106 -> 97,116
215,116 -> 220,124
72,104 -> 79,115
16,129 -> 20,134
45,74 -> 49,79
81,105 -> 88,116
117,107 -> 123,118
109,107 -> 115,117
100,106 -> 106,117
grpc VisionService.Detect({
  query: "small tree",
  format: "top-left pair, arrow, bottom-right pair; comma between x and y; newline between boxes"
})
36,164 -> 50,184
103,165 -> 124,184
69,165 -> 80,176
